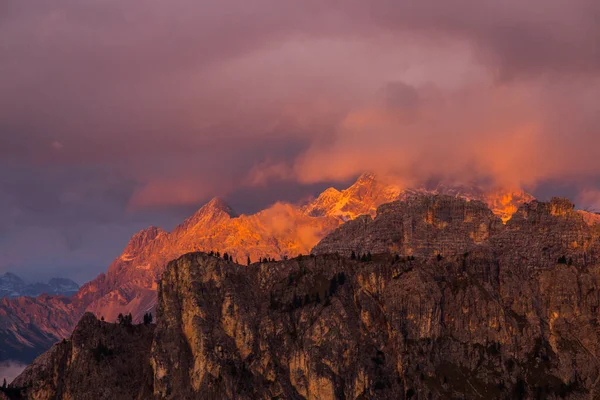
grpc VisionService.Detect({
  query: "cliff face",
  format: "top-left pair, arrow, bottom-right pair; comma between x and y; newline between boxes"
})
14,196 -> 600,399
149,249 -> 600,399
312,195 -> 505,257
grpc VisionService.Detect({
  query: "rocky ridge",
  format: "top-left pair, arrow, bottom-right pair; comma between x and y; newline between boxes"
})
0,174 -> 535,364
10,195 -> 600,399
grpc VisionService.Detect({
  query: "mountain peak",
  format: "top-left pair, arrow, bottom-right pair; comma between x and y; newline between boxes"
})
192,197 -> 237,220
174,197 -> 237,234
202,197 -> 237,216
354,171 -> 378,186
123,226 -> 166,256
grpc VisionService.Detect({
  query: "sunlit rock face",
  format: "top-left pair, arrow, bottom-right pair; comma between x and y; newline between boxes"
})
579,210 -> 600,226
303,172 -> 404,220
14,195 -> 600,399
0,173 -> 535,364
312,194 -> 505,257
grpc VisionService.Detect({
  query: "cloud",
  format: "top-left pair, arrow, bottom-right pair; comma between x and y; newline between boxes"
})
2,0 -> 600,279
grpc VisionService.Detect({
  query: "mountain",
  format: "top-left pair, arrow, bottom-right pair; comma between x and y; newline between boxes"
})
0,273 -> 79,299
312,194 -> 504,257
0,294 -> 81,363
0,174 -> 535,364
10,313 -> 155,400
11,196 -> 600,399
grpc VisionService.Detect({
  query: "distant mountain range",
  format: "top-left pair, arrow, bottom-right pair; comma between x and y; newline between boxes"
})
3,173 -> 596,364
0,273 -> 79,299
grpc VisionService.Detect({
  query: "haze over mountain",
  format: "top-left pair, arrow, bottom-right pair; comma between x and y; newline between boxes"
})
0,174 -> 537,364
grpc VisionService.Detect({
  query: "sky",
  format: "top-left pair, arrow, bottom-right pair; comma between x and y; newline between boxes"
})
1,0 -> 600,283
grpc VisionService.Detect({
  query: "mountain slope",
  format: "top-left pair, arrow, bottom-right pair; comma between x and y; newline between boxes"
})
11,313 -> 155,400
13,196 -> 600,399
0,174 -> 535,363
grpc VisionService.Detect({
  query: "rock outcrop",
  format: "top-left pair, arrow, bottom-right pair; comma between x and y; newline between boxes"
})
312,194 -> 504,257
12,195 -> 600,399
11,313 -> 155,400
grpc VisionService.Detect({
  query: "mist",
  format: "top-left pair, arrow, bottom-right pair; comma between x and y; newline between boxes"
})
0,361 -> 26,385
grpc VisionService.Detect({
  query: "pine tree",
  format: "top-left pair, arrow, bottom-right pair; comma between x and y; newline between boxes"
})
2,378 -> 6,389
558,256 -> 567,264
247,256 -> 251,266
224,253 -> 229,261
351,251 -> 356,260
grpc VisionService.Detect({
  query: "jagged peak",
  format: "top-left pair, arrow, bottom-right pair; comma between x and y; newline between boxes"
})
197,197 -> 237,217
123,226 -> 166,255
173,197 -> 238,233
353,171 -> 378,186
320,187 -> 341,197
131,226 -> 165,241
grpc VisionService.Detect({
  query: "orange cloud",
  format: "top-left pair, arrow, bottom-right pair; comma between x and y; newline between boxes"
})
290,82 -> 549,189
128,179 -> 213,209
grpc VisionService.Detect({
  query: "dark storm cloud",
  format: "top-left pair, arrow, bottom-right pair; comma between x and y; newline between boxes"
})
1,0 -> 600,280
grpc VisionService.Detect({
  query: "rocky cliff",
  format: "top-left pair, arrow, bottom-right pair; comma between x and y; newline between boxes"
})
312,195 -> 505,257
0,174 -> 535,364
12,195 -> 600,399
11,313 -> 155,400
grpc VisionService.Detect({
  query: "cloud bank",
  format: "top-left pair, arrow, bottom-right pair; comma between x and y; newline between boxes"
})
1,0 -> 600,279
